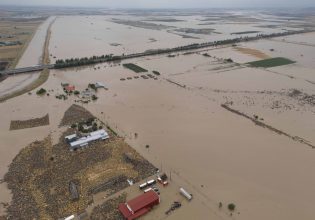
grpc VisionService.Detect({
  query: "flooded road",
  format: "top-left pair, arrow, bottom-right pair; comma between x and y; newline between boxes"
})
0,17 -> 55,98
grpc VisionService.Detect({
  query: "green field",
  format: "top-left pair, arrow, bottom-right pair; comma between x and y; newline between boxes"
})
123,63 -> 148,73
247,57 -> 295,68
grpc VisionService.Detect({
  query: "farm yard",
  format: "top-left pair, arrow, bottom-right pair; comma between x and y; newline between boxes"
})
3,106 -> 156,219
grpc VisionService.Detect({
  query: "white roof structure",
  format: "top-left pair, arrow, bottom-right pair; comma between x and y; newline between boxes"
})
64,215 -> 75,220
65,134 -> 77,140
70,129 -> 109,149
95,82 -> 106,88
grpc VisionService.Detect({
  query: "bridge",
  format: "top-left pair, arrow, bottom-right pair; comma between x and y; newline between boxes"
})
0,64 -> 55,76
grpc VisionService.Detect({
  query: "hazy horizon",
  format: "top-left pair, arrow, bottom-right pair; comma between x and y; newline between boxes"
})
1,0 -> 315,9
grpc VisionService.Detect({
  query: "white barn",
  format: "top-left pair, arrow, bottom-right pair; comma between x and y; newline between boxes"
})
69,129 -> 109,150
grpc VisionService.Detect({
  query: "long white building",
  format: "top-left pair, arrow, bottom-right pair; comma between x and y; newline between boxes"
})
68,129 -> 109,150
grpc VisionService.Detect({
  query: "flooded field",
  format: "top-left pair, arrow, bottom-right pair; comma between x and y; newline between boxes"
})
1,9 -> 315,220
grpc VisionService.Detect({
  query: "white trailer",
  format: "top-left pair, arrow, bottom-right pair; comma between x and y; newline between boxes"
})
147,179 -> 156,186
144,188 -> 153,193
139,182 -> 148,190
64,215 -> 75,220
179,187 -> 192,201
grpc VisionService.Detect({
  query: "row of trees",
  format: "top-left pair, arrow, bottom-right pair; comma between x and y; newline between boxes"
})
53,29 -> 310,69
55,54 -> 120,68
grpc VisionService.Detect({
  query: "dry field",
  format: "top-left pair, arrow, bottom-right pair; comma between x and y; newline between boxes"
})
10,113 -> 49,130
0,17 -> 45,69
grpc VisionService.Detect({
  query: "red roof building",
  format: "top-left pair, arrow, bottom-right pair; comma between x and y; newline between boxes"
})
119,190 -> 160,220
65,85 -> 75,92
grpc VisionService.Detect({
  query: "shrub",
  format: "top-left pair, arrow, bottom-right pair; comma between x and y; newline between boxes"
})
89,83 -> 97,91
86,118 -> 95,126
92,123 -> 98,131
228,203 -> 236,211
92,95 -> 98,101
36,88 -> 47,95
152,71 -> 160,76
219,202 -> 223,208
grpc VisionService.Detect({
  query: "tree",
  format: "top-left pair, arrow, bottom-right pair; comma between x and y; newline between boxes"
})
153,71 -> 160,76
92,95 -> 98,101
92,122 -> 98,131
228,203 -> 236,211
36,88 -> 47,96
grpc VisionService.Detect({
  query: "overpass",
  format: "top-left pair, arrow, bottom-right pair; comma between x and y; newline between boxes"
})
0,64 -> 55,76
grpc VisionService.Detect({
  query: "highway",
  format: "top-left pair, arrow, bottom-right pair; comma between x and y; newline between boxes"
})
0,64 -> 55,76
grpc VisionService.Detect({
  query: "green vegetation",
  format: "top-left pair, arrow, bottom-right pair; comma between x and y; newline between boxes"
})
92,95 -> 98,101
51,30 -> 307,70
152,70 -> 160,76
123,63 -> 148,73
36,88 -> 47,96
231,31 -> 260,35
228,203 -> 236,211
55,94 -> 67,100
247,57 -> 295,68
77,117 -> 97,133
55,54 -> 119,68
88,83 -> 97,91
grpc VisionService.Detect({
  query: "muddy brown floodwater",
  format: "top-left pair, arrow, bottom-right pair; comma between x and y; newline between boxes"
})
1,13 -> 315,220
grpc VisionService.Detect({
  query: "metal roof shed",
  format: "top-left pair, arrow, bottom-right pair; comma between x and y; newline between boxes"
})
127,190 -> 160,213
119,190 -> 160,220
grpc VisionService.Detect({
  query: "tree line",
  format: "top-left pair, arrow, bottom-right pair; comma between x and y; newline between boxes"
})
53,29 -> 311,69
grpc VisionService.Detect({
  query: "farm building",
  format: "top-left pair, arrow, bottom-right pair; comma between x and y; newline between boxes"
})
65,85 -> 75,92
65,134 -> 77,143
119,190 -> 160,220
68,129 -> 109,150
95,82 -> 106,89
